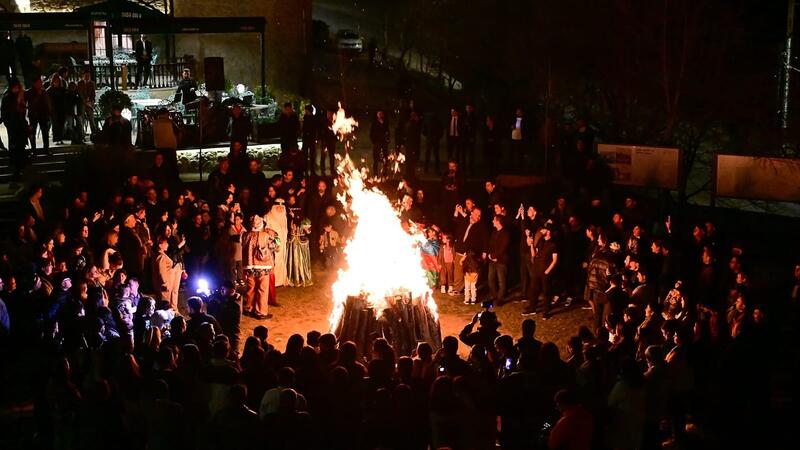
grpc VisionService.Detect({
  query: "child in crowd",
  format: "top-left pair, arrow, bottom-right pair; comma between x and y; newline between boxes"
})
462,251 -> 480,305
421,227 -> 441,288
438,233 -> 456,295
319,221 -> 341,270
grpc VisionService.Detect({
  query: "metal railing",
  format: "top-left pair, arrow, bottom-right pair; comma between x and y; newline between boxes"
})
68,60 -> 194,90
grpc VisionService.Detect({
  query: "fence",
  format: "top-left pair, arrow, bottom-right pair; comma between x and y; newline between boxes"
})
68,60 -> 194,89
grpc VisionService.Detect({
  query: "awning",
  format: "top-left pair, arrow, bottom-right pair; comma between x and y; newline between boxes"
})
109,16 -> 266,35
73,0 -> 166,20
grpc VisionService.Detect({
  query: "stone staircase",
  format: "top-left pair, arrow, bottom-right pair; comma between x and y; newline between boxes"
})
0,147 -> 84,183
0,146 -> 85,234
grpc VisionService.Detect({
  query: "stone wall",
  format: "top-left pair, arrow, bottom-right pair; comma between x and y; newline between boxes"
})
173,0 -> 311,95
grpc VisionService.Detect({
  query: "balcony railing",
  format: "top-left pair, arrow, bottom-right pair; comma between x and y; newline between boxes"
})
68,60 -> 195,90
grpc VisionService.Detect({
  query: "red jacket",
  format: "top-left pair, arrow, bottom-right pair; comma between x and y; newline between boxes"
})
548,405 -> 593,450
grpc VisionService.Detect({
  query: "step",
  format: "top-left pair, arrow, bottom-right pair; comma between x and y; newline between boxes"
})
0,149 -> 82,162
0,168 -> 66,183
0,161 -> 67,176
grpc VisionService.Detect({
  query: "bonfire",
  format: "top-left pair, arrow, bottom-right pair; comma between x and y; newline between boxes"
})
327,104 -> 441,355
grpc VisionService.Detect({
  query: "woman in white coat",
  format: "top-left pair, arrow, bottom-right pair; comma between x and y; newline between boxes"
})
265,199 -> 289,287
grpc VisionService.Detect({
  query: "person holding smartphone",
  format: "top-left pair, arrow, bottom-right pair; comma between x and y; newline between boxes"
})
459,310 -> 501,351
523,222 -> 558,319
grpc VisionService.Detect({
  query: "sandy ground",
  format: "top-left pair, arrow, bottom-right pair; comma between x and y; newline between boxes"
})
239,268 -> 593,357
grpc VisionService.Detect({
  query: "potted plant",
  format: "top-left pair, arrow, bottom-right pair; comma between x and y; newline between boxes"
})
97,89 -> 133,119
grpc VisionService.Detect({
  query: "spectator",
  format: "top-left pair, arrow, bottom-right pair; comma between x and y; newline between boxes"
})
26,77 -> 52,155
278,102 -> 299,156
207,280 -> 243,357
487,215 -> 510,303
229,104 -> 251,150
77,70 -> 97,137
369,109 -> 390,175
548,388 -> 593,450
185,296 -> 221,338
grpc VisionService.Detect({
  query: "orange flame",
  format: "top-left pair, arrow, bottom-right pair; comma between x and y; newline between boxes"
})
328,159 -> 437,330
330,101 -> 359,141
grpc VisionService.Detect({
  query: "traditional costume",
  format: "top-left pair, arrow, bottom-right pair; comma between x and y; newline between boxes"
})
242,215 -> 278,318
287,218 -> 314,287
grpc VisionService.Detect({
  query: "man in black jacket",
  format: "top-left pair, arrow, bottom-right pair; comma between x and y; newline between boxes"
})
446,108 -> 463,163
175,69 -> 197,105
278,102 -> 299,156
369,109 -> 390,175
523,223 -> 558,319
453,207 -> 488,294
229,104 -> 252,150
487,215 -> 510,303
304,179 -> 333,261
134,34 -> 153,88
318,110 -> 337,176
26,78 -> 52,155
301,105 -> 317,174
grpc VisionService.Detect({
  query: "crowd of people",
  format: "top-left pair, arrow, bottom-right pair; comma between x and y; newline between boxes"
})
0,86 -> 794,450
1,68 -> 97,177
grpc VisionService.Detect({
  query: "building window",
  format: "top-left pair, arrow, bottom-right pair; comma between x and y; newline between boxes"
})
93,23 -> 134,58
93,24 -> 106,57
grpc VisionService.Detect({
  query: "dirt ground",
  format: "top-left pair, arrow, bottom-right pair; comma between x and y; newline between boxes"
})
239,268 -> 593,357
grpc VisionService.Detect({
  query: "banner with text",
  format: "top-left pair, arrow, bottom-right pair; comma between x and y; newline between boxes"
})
597,144 -> 681,189
714,154 -> 800,202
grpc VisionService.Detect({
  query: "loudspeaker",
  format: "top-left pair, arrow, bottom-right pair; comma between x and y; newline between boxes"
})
203,57 -> 225,91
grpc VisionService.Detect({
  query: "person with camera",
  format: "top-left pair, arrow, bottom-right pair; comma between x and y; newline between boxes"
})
433,335 -> 470,378
515,205 -> 544,300
459,309 -> 501,352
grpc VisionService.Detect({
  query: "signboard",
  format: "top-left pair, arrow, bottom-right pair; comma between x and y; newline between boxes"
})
0,13 -> 89,31
714,154 -> 800,202
110,17 -> 265,35
597,144 -> 681,189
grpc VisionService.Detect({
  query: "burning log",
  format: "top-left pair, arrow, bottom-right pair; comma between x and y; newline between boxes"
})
332,295 -> 441,357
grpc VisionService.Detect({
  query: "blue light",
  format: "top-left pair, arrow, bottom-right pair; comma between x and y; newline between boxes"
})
196,277 -> 211,296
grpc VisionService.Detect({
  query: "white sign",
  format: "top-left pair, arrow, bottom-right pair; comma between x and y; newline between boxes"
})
715,154 -> 800,202
597,144 -> 681,189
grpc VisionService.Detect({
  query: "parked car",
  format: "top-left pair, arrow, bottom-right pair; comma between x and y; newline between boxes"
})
335,29 -> 364,52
